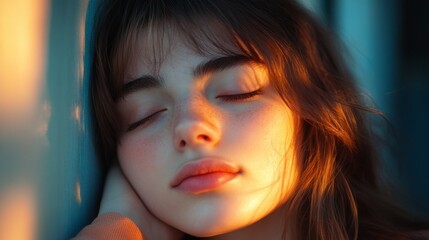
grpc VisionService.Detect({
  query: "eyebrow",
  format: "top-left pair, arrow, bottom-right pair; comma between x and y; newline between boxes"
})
193,55 -> 257,77
120,75 -> 163,99
119,55 -> 258,99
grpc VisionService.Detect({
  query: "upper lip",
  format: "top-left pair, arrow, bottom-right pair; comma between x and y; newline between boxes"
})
170,158 -> 241,188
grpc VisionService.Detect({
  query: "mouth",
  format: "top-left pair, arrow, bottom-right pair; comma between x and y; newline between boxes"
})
170,158 -> 241,194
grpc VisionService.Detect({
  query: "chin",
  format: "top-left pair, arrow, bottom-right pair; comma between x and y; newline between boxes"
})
179,221 -> 240,238
170,208 -> 263,238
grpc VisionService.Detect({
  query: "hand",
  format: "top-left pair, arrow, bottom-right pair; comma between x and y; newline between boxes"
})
98,166 -> 184,240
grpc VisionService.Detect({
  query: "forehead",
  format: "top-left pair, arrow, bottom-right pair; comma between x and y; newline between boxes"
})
125,25 -> 240,79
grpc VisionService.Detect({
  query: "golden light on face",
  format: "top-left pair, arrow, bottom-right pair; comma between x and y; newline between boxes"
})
116,35 -> 298,237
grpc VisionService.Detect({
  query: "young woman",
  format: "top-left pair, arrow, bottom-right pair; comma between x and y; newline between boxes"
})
74,0 -> 429,239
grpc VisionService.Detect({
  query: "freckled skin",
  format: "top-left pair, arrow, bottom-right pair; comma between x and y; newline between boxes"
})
116,38 -> 297,239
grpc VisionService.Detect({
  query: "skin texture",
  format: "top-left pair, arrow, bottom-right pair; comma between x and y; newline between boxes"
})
116,35 -> 297,239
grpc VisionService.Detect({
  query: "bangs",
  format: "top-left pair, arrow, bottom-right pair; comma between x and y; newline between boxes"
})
110,0 -> 296,88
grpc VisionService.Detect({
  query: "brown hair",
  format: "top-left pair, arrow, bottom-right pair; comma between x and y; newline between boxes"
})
91,0 -> 429,239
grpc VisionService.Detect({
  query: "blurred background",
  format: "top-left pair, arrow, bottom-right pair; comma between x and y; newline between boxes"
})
0,0 -> 428,239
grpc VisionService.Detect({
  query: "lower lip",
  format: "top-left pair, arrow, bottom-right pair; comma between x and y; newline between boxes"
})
175,172 -> 237,194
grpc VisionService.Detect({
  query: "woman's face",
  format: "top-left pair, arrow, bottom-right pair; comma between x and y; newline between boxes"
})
116,34 -> 297,237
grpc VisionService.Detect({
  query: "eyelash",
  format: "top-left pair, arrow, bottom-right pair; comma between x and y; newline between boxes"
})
217,89 -> 262,102
127,109 -> 167,132
126,89 -> 262,132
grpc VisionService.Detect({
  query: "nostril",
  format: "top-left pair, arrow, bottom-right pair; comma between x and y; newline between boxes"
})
177,135 -> 211,149
198,134 -> 210,141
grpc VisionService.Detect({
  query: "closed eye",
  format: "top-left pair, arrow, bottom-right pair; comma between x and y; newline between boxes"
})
127,109 -> 167,132
217,89 -> 262,102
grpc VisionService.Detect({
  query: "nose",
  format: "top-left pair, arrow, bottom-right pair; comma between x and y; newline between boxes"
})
173,99 -> 220,151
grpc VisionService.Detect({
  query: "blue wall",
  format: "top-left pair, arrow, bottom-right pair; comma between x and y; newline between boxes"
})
38,0 -> 104,239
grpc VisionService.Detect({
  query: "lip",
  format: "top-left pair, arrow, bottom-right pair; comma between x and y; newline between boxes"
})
170,158 -> 240,194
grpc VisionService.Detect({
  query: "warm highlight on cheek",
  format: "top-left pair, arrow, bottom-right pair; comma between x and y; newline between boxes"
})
257,102 -> 297,199
231,97 -> 296,178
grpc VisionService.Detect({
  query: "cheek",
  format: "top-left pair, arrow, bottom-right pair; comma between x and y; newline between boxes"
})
226,103 -> 296,187
117,130 -> 170,180
116,130 -> 177,206
229,103 -> 293,155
